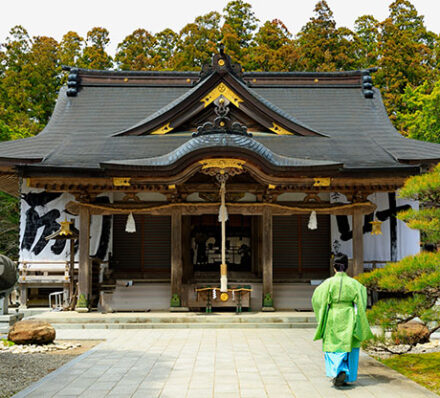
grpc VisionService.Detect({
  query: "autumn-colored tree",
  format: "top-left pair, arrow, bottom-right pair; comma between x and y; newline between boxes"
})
223,0 -> 258,49
27,36 -> 61,125
115,29 -> 160,70
155,28 -> 179,69
247,19 -> 299,71
374,0 -> 438,126
80,27 -> 113,70
354,15 -> 379,69
59,31 -> 84,68
0,26 -> 60,133
296,1 -> 359,71
173,12 -> 221,70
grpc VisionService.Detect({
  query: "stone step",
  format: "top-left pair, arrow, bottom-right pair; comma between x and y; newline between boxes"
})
52,322 -> 318,330
33,315 -> 316,324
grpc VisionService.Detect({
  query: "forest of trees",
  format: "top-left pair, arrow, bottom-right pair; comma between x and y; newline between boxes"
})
1,0 -> 440,140
0,0 -> 440,257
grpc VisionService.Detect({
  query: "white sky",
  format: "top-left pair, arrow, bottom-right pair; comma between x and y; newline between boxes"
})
1,0 -> 440,55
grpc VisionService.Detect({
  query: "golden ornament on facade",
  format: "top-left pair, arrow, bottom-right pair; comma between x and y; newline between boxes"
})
201,83 -> 243,108
151,122 -> 173,135
269,122 -> 293,135
313,177 -> 331,187
199,158 -> 245,171
113,177 -> 131,186
220,292 -> 229,302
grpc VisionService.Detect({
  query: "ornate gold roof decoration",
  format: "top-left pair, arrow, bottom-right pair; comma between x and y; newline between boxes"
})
151,122 -> 173,135
199,158 -> 245,177
201,83 -> 243,108
313,177 -> 331,187
199,158 -> 245,170
270,122 -> 293,135
113,177 -> 131,186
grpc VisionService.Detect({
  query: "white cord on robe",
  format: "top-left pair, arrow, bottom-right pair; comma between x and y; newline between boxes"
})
308,210 -> 317,230
125,212 -> 136,233
219,178 -> 228,292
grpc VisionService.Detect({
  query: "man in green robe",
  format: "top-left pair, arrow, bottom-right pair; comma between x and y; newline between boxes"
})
312,253 -> 373,386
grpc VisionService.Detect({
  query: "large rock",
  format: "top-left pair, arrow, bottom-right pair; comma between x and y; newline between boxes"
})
393,322 -> 430,345
8,320 -> 56,345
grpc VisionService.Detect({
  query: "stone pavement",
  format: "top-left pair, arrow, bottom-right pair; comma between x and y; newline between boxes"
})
14,329 -> 438,398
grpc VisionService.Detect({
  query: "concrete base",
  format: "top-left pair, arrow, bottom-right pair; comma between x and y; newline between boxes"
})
169,307 -> 190,312
261,307 -> 276,312
0,312 -> 24,333
75,307 -> 90,313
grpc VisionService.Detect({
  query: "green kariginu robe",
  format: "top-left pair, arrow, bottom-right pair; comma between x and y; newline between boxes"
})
312,272 -> 373,352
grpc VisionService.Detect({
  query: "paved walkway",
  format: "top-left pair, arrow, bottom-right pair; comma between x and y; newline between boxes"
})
15,329 -> 438,398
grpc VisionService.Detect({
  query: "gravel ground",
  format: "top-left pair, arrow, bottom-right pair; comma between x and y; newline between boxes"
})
365,339 -> 440,358
0,340 -> 100,398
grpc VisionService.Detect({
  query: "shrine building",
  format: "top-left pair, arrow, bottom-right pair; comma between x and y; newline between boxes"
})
1,50 -> 439,311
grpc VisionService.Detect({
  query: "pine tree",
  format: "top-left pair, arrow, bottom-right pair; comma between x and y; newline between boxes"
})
357,165 -> 440,349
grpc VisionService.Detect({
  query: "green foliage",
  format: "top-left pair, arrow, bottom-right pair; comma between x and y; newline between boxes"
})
223,0 -> 258,49
356,252 -> 440,294
354,15 -> 379,69
115,29 -> 160,71
79,27 -> 113,70
173,12 -> 221,70
373,0 -> 438,127
357,251 -> 440,339
397,80 -> 440,142
399,164 -> 440,202
365,294 -> 434,329
296,1 -> 359,71
1,338 -> 15,347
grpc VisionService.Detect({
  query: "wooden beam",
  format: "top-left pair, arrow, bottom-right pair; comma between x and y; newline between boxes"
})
77,206 -> 91,310
352,211 -> 364,276
170,208 -> 183,307
262,207 -> 274,310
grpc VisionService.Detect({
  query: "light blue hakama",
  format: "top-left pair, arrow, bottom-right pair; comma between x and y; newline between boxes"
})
324,348 -> 360,383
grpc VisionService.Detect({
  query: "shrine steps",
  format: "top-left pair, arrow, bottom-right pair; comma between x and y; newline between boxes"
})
27,311 -> 317,330
50,322 -> 317,329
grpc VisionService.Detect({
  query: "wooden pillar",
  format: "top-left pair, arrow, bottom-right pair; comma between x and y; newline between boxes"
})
262,207 -> 274,311
251,216 -> 259,275
352,210 -> 364,276
170,208 -> 185,309
182,216 -> 192,284
76,206 -> 90,311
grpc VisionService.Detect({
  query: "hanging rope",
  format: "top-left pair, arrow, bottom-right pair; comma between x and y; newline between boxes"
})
67,200 -> 376,215
218,177 -> 228,292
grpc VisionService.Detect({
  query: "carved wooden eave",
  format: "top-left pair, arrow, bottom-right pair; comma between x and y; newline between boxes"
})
112,52 -> 326,138
26,173 -> 409,197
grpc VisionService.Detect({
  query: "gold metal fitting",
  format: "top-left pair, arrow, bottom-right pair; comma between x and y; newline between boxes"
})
220,263 -> 227,276
313,178 -> 331,187
220,292 -> 229,302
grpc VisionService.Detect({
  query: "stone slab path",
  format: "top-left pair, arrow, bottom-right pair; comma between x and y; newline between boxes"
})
14,329 -> 438,398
